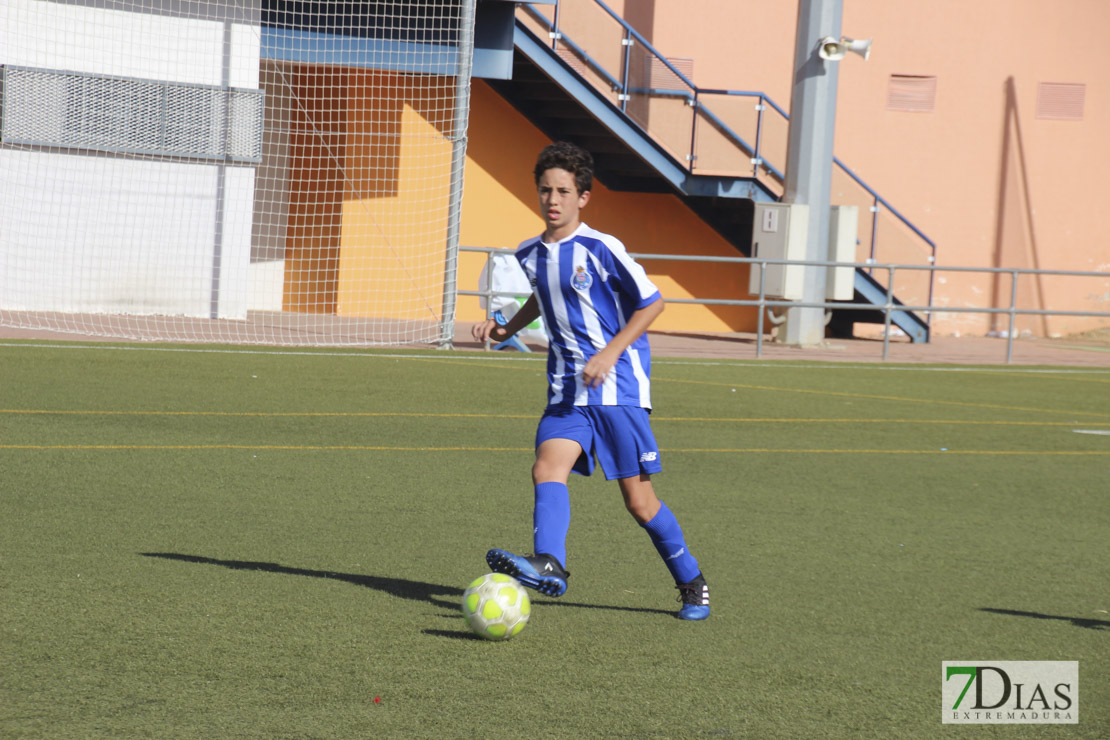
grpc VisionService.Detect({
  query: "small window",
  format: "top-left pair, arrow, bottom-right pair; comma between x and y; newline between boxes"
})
887,75 -> 937,113
1036,82 -> 1085,120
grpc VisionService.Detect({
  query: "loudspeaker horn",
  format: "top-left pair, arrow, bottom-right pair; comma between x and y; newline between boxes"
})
817,36 -> 846,60
817,36 -> 872,62
843,37 -> 872,61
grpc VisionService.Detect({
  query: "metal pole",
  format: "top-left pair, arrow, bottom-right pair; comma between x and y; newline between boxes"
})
925,258 -> 935,330
688,89 -> 699,172
551,0 -> 561,50
868,199 -> 879,273
438,0 -> 477,349
753,95 -> 765,178
756,261 -> 767,358
882,265 -> 895,361
1006,269 -> 1019,364
781,0 -> 841,346
620,29 -> 633,113
209,19 -> 233,320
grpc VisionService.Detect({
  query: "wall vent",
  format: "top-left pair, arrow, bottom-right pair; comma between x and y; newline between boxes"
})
1036,82 -> 1085,120
0,65 -> 264,163
887,75 -> 937,113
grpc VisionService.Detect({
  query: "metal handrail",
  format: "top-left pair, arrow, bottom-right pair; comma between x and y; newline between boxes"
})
519,1 -> 938,301
458,246 -> 1110,364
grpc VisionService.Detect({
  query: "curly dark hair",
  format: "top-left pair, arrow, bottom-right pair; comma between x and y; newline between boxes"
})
533,141 -> 594,194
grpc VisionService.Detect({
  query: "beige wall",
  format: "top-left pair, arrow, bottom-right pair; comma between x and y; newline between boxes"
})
601,0 -> 1110,337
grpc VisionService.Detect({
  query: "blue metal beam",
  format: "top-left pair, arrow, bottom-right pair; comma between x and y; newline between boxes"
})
852,271 -> 929,342
261,26 -> 459,74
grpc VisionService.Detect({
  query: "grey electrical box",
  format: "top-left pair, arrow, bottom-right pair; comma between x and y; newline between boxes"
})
827,205 -> 858,301
748,202 -> 809,300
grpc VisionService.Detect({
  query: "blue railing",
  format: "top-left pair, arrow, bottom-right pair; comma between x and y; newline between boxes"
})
520,0 -> 937,316
833,157 -> 939,311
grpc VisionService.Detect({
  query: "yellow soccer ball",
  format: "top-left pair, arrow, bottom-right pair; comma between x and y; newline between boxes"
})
461,573 -> 531,640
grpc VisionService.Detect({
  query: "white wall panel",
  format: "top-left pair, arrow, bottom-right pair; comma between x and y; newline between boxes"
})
0,150 -> 251,318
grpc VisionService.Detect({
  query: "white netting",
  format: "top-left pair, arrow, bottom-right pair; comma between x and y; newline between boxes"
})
0,0 -> 472,346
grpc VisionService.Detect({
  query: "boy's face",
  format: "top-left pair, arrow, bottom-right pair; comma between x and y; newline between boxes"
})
537,167 -> 590,241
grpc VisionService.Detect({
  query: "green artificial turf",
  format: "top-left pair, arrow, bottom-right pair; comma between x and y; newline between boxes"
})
1,341 -> 1107,738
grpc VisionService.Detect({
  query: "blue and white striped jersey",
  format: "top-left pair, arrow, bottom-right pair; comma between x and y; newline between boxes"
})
515,223 -> 661,409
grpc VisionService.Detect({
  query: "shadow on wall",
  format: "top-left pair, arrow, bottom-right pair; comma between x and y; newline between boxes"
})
275,63 -> 455,317
991,76 -> 1047,337
282,63 -> 349,315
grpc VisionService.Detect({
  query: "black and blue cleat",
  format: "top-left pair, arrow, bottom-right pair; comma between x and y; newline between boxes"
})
485,549 -> 569,597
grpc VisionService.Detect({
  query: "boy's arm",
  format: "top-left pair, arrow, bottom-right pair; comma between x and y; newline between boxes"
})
582,296 -> 664,388
471,293 -> 542,344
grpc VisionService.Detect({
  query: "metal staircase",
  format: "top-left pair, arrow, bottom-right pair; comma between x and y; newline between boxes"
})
487,2 -> 933,343
487,27 -> 770,250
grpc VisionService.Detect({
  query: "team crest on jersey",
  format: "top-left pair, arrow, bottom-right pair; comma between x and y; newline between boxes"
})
571,265 -> 593,291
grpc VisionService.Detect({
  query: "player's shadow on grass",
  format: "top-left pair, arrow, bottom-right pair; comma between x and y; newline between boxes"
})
980,608 -> 1110,631
538,599 -> 672,616
423,629 -> 487,641
142,553 -> 673,619
142,552 -> 462,611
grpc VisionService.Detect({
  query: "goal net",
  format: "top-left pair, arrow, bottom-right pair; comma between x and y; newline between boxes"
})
0,0 -> 474,346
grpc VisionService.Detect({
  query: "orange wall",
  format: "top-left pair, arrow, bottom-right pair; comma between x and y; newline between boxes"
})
615,0 -> 1110,337
284,66 -> 346,314
457,80 -> 756,332
283,66 -> 456,321
336,70 -> 452,320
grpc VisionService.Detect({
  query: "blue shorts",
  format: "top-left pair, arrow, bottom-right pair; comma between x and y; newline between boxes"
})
535,405 -> 662,481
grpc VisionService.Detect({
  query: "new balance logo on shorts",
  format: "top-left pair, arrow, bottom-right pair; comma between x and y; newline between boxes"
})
639,451 -> 658,462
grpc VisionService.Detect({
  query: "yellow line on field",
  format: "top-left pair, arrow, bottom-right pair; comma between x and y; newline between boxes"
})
0,409 -> 534,419
971,369 -> 1110,385
400,355 -> 541,373
655,378 -> 1110,419
4,444 -> 1107,456
656,417 -> 1110,426
670,449 -> 1110,456
3,444 -> 532,452
4,409 -> 1110,427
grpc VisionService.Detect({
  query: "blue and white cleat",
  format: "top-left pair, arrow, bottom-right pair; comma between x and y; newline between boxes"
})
676,574 -> 710,620
486,549 -> 569,597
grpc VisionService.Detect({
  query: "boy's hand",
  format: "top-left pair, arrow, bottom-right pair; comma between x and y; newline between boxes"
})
472,319 -> 509,344
582,347 -> 619,388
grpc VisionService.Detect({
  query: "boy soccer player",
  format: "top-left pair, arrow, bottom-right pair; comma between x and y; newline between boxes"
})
471,141 -> 709,620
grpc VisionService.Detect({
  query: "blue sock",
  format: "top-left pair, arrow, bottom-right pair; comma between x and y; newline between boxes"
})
533,482 -> 570,567
642,501 -> 701,584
